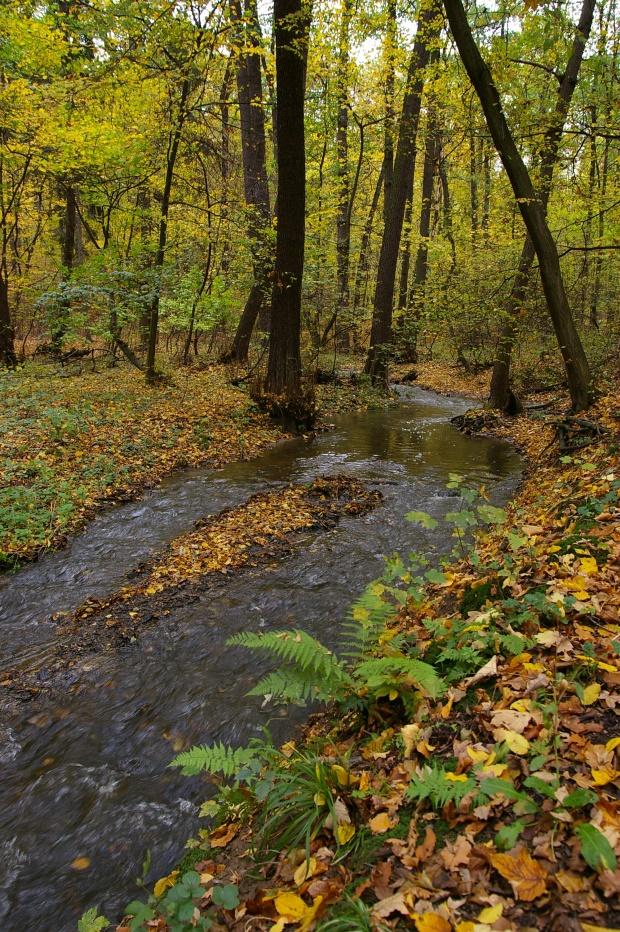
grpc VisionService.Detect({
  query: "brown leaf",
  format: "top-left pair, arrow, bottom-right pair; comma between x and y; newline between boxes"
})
488,848 -> 549,901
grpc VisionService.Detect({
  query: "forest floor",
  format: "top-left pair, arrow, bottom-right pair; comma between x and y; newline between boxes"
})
110,366 -> 620,932
0,361 -> 385,569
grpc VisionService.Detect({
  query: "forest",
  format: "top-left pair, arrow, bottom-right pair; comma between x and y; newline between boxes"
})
0,0 -> 619,930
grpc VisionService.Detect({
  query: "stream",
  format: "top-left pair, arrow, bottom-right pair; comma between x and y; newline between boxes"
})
0,387 -> 522,930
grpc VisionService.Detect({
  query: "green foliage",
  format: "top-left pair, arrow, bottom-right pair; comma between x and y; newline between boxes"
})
407,764 -> 476,809
78,909 -> 109,932
316,895 -> 376,931
170,742 -> 261,778
353,656 -> 444,700
576,824 -> 617,871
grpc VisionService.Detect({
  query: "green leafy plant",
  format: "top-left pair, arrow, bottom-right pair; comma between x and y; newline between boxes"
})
78,909 -> 109,932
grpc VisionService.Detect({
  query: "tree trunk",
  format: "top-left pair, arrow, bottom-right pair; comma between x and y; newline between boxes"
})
145,79 -> 190,384
365,0 -> 441,385
404,98 -> 440,361
0,267 -> 16,367
219,60 -> 234,276
265,0 -> 309,398
352,166 -> 384,318
332,0 -> 353,347
383,0 -> 397,227
223,0 -> 273,363
482,0 -> 595,411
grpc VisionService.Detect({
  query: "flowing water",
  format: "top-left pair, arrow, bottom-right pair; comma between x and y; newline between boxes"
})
0,387 -> 521,930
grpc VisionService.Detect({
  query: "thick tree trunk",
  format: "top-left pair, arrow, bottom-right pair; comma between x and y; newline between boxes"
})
223,0 -> 272,363
145,79 -> 190,384
265,0 -> 309,398
365,0 -> 441,385
483,0 -> 596,410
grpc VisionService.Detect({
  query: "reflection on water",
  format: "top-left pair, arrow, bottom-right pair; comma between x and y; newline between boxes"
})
0,387 -> 521,930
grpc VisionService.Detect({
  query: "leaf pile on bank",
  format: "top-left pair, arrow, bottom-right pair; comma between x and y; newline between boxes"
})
0,476 -> 381,699
105,389 -> 620,932
0,364 -> 287,567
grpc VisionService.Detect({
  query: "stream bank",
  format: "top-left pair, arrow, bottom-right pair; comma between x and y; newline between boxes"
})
0,387 -> 521,930
117,385 -> 620,932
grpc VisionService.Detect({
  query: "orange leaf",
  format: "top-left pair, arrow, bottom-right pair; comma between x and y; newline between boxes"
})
488,848 -> 548,901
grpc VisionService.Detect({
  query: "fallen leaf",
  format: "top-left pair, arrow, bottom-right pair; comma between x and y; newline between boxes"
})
414,913 -> 451,931
70,857 -> 91,871
488,848 -> 548,900
369,812 -> 395,834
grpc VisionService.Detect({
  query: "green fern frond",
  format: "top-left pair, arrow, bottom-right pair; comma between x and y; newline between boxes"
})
353,656 -> 445,699
341,586 -> 395,661
170,742 -> 259,777
228,629 -> 342,677
408,765 -> 475,809
247,668 -> 341,704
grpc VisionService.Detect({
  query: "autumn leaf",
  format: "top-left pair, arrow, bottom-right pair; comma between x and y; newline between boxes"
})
368,812 -> 396,834
413,913 -> 451,931
488,848 -> 549,900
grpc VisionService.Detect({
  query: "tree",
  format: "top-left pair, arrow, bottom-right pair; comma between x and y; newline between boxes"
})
488,0 -> 596,411
443,0 -> 593,412
365,0 -> 442,385
222,0 -> 272,364
265,0 -> 310,399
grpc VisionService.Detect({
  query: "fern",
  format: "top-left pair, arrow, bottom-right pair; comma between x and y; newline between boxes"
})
247,668 -> 347,704
170,742 -> 260,777
340,586 -> 395,661
229,629 -> 342,676
228,630 -> 351,704
353,656 -> 445,699
408,765 -> 476,809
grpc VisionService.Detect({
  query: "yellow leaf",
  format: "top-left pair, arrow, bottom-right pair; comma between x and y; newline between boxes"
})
592,768 -> 620,786
71,857 -> 91,871
445,772 -> 469,782
335,822 -> 356,845
606,737 -> 620,753
580,557 -> 598,576
456,924 -> 476,932
401,723 -> 421,758
388,689 -> 399,700
478,903 -> 503,923
581,925 -> 620,932
368,812 -> 394,834
275,892 -> 308,921
488,848 -> 548,901
331,764 -> 350,786
414,914 -> 452,931
467,746 -> 491,765
154,869 -> 179,898
300,895 -> 324,931
500,730 -> 530,755
294,857 -> 318,886
313,792 -> 326,807
582,683 -> 601,706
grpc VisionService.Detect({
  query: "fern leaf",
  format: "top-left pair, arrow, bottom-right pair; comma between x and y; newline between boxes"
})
228,630 -> 343,678
170,742 -> 258,777
354,656 -> 445,699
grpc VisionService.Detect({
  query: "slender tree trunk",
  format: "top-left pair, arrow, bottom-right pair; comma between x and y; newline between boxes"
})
265,0 -> 309,398
481,0 -> 595,411
0,265 -> 16,367
145,79 -> 190,384
404,98 -> 440,362
332,0 -> 353,347
223,0 -> 272,363
482,140 -> 491,243
397,192 -> 414,313
591,134 -> 610,327
365,0 -> 441,385
219,61 -> 233,276
352,166 -> 384,318
469,129 -> 479,243
383,0 -> 397,227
